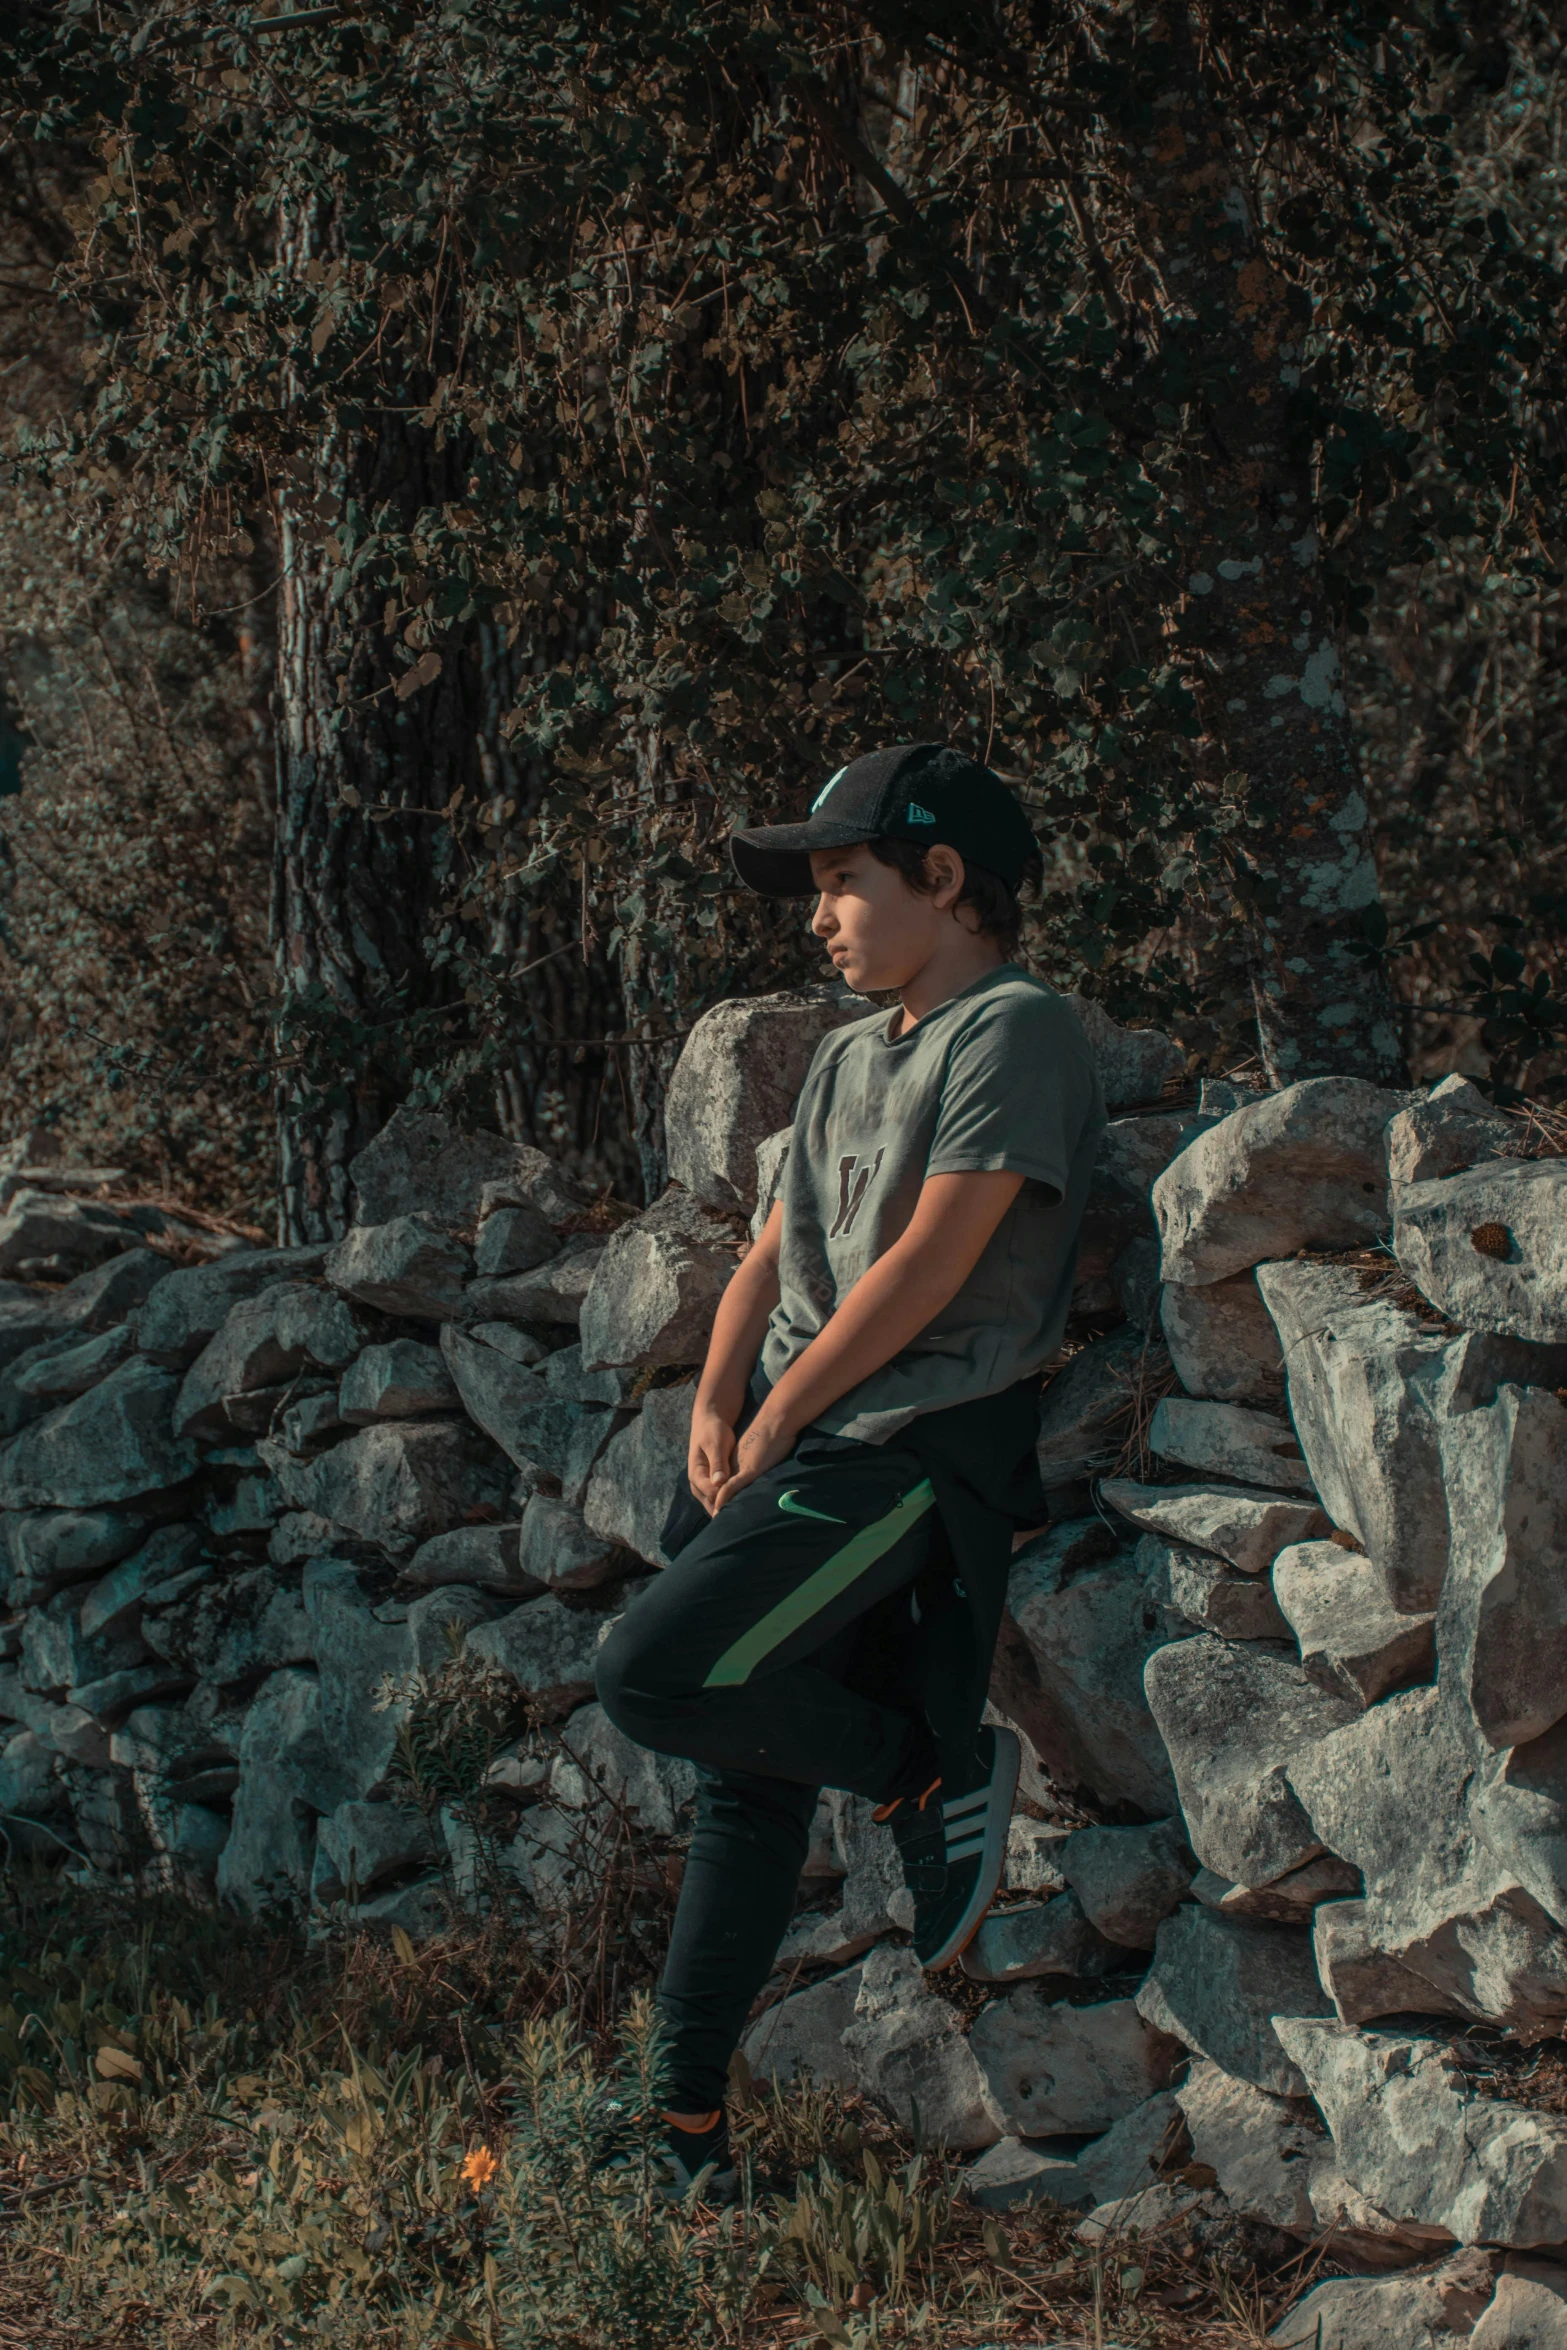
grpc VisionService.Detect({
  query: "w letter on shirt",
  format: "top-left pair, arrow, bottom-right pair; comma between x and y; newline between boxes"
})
829,1148 -> 885,1238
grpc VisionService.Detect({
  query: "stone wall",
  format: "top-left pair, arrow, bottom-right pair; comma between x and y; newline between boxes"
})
2,993 -> 1566,2342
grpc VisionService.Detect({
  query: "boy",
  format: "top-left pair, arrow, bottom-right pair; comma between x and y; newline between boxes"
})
596,740 -> 1105,2196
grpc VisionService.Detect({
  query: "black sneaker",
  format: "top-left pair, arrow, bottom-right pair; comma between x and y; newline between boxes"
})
874,1726 -> 1019,1970
596,2103 -> 738,2204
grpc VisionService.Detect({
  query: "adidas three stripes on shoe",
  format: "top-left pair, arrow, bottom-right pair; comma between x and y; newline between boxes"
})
874,1724 -> 1020,1970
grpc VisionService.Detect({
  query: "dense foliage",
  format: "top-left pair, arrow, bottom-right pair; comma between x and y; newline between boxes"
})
4,1 -> 1567,1214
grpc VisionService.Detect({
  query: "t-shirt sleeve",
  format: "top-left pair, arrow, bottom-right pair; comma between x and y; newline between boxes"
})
924,992 -> 1098,1202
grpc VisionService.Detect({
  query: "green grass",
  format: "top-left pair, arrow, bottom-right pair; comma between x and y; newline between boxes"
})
0,1870 -> 1319,2349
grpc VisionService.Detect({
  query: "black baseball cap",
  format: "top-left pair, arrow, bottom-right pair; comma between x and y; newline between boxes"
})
729,742 -> 1039,898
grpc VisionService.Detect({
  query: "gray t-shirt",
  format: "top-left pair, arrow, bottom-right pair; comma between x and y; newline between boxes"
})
761,964 -> 1107,1443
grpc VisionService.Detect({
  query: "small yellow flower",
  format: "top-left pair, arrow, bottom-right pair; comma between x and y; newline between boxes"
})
460,2145 -> 499,2191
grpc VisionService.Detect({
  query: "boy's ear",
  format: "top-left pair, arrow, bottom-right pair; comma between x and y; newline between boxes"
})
925,843 -> 966,907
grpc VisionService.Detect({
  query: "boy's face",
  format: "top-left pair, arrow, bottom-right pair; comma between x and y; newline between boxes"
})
807,841 -> 965,992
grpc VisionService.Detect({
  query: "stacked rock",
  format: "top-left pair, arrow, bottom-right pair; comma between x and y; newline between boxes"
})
2,1003 -> 1565,2344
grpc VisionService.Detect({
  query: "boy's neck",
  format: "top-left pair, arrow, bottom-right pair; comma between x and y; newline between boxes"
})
893,936 -> 1008,1036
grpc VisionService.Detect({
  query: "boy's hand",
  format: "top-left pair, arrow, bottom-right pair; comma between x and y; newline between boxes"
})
688,1401 -> 738,1516
711,1406 -> 796,1512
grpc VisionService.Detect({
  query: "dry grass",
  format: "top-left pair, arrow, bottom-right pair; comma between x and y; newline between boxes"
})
0,1873 -> 1332,2350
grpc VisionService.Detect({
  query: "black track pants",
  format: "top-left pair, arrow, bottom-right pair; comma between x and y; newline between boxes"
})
594,1431 -> 945,2112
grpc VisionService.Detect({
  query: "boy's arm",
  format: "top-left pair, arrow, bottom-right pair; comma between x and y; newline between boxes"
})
711,1167 -> 1024,1509
688,1201 -> 784,1512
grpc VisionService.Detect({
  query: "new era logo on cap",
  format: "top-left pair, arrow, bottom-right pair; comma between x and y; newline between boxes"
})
906,800 -> 935,823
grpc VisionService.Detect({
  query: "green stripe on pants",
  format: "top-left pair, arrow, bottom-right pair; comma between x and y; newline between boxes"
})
702,1477 -> 937,1690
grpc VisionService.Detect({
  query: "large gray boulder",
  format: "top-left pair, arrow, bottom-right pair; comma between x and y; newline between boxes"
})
338,1339 -> 457,1423
175,1282 -> 365,1439
1275,2016 -> 1567,2249
1102,1478 -> 1328,1574
578,1186 -> 741,1372
1272,1540 -> 1435,1709
348,1108 -> 584,1230
1439,1381 -> 1567,1751
1,1507 -> 144,1609
324,1216 -> 471,1322
515,1494 -> 623,1593
403,1521 -> 540,1597
0,1358 -> 200,1510
665,988 -> 863,1214
1035,1328 -> 1171,1491
465,1592 -> 613,1721
1142,1535 -> 1292,1642
1057,1817 -> 1197,1949
268,1417 -> 510,1559
1394,1159 -> 1567,1343
1148,1397 -> 1314,1495
743,1942 -> 999,2150
1288,1683 -> 1567,2036
0,1185 -> 138,1277
991,1518 -> 1184,1813
304,1563 -> 493,1796
1256,1259 -> 1567,1613
1154,1077 -> 1411,1286
472,1201 -> 558,1279
969,1988 -> 1182,2137
142,1563 -> 312,1686
1144,1635 -> 1360,1886
136,1246 -> 329,1365
217,1668 -> 354,1914
1270,2257 -> 1508,2350
959,1892 -> 1127,1985
441,1327 -> 624,1507
1160,1271 -> 1285,1405
1135,1904 -> 1332,2094
1063,995 -> 1184,1110
1385,1074 -> 1513,1189
469,1238 -> 606,1327
582,1383 -> 696,1568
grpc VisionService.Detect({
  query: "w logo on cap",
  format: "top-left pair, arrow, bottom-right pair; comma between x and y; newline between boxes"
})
906,800 -> 936,824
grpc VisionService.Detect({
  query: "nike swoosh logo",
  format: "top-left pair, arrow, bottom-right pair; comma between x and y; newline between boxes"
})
777,1489 -> 847,1525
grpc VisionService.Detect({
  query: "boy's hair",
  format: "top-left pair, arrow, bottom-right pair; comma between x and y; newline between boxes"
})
868,835 -> 1043,957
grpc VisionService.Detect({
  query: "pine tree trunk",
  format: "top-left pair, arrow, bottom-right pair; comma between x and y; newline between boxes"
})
1129,15 -> 1406,1087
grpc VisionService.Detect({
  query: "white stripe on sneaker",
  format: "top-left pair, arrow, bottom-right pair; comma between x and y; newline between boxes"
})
942,1787 -> 990,1819
945,1833 -> 987,1862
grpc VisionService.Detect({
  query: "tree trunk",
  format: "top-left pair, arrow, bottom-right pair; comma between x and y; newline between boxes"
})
271,412 -> 481,1242
1129,14 -> 1406,1087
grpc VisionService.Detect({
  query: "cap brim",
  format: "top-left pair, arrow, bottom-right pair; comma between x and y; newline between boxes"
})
729,818 -> 871,897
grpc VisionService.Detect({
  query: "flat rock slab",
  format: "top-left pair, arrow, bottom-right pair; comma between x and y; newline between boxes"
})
1272,1539 -> 1435,1708
1102,1478 -> 1328,1574
135,1246 -> 329,1366
968,1988 -> 1182,2137
1160,1270 -> 1285,1406
665,989 -> 862,1214
473,1202 -> 558,1279
993,1519 -> 1183,1814
1143,1633 -> 1359,1886
1191,1854 -> 1363,1926
1135,1904 -> 1331,2095
1148,1398 -> 1315,1495
477,1238 -> 606,1328
1154,1076 -> 1411,1286
1057,1818 -> 1196,1950
964,2137 -> 1093,2213
1275,2016 -> 1567,2249
404,1521 -> 540,1597
579,1185 -> 741,1372
1394,1159 -> 1567,1343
